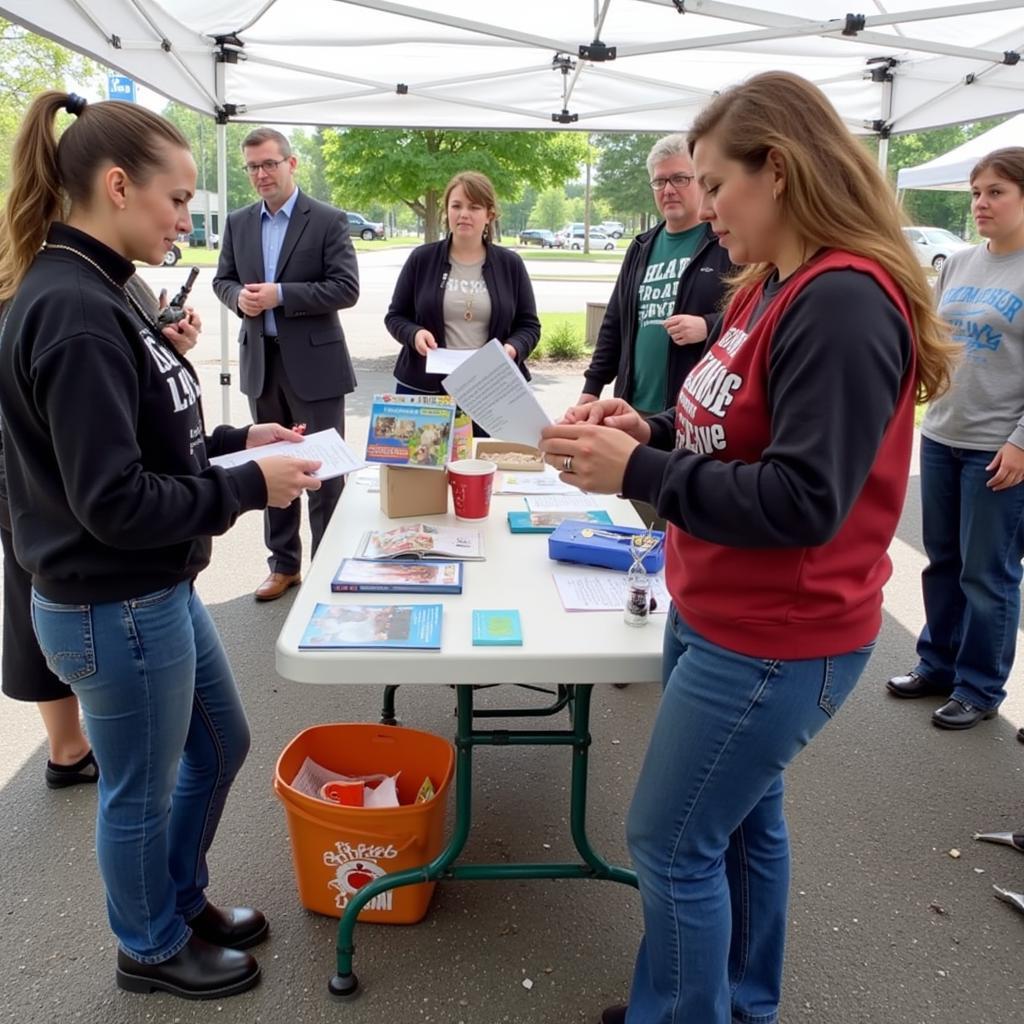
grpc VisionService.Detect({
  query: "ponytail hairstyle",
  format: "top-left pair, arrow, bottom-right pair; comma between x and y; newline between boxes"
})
0,91 -> 189,301
444,171 -> 500,242
688,71 -> 955,404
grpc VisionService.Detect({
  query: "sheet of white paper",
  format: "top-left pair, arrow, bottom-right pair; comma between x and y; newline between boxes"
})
425,347 -> 474,375
493,466 -> 578,495
525,493 -> 604,512
289,757 -> 388,800
552,568 -> 670,613
442,338 -> 552,446
364,774 -> 401,808
209,428 -> 365,481
351,465 -> 381,493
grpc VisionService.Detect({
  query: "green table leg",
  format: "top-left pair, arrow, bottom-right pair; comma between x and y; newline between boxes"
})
328,683 -> 636,999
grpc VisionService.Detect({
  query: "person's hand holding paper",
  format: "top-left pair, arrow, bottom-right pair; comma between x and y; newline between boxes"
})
441,338 -> 552,447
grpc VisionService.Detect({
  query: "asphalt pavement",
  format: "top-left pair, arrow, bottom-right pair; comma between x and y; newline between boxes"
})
1,248 -> 1022,1024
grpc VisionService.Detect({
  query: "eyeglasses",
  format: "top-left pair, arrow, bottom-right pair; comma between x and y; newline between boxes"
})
650,172 -> 694,192
244,158 -> 289,176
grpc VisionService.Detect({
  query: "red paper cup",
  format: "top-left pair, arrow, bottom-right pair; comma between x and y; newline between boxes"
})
320,780 -> 364,806
447,459 -> 496,521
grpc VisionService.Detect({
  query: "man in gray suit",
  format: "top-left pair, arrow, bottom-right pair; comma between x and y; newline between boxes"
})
214,128 -> 359,601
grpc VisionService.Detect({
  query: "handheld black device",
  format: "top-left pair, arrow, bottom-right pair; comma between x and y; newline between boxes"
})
156,267 -> 200,327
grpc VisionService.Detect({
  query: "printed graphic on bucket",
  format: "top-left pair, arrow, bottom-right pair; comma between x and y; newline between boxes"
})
324,841 -> 399,912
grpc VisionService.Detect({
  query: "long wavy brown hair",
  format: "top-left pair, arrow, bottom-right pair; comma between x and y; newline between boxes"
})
688,71 -> 954,404
0,91 -> 188,302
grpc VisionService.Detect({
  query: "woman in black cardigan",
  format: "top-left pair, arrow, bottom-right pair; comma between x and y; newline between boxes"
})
385,171 -> 540,401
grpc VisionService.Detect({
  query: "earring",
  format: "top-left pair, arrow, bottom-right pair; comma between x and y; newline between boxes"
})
772,189 -> 780,201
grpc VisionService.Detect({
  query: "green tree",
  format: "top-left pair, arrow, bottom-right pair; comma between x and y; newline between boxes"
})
292,127 -> 330,202
501,185 -> 537,234
321,128 -> 587,242
160,103 -> 254,216
593,132 -> 661,228
0,19 -> 102,195
531,187 -> 568,231
888,118 -> 1004,234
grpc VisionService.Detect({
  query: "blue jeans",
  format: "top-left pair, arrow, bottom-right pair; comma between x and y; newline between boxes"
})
625,606 -> 874,1024
914,436 -> 1024,709
30,581 -> 250,963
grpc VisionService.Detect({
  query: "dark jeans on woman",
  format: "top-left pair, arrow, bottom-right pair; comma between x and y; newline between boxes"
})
914,435 -> 1024,710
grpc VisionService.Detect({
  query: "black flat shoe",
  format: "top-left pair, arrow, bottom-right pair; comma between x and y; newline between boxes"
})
886,671 -> 953,699
116,934 -> 260,999
45,749 -> 99,789
187,903 -> 269,950
931,698 -> 997,730
601,1004 -> 627,1024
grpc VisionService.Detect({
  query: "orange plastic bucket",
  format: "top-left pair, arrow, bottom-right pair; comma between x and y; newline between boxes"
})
273,723 -> 454,924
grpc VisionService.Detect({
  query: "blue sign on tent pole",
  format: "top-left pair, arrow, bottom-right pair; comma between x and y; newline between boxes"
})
107,75 -> 136,103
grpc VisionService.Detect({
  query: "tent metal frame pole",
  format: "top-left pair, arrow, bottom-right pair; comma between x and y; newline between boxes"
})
216,60 -> 230,425
877,73 -> 893,175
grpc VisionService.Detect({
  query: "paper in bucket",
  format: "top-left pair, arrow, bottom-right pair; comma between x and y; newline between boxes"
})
274,723 -> 454,924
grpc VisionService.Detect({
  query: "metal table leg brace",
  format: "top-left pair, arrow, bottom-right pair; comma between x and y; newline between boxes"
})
328,683 -> 637,998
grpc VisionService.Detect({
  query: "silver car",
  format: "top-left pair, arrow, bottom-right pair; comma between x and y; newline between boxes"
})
902,226 -> 971,271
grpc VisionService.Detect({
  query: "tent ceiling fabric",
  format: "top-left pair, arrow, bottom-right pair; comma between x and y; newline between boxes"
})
2,0 -> 1023,133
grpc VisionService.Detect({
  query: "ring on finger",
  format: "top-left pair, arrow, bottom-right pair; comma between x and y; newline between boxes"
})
563,455 -> 574,474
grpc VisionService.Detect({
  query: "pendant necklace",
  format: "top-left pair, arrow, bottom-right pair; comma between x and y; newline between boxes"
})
463,294 -> 475,322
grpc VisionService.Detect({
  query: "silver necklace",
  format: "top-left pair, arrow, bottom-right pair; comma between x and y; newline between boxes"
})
42,242 -> 152,326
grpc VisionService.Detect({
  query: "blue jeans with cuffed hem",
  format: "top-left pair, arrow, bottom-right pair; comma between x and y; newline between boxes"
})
30,581 -> 250,964
914,436 -> 1024,710
624,606 -> 874,1024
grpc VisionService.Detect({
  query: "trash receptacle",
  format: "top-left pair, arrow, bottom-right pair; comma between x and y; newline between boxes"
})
274,723 -> 455,924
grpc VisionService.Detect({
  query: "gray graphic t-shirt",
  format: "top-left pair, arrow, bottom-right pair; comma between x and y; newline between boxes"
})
922,243 -> 1024,451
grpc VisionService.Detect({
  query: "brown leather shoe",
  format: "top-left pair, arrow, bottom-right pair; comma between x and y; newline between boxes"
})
254,572 -> 301,602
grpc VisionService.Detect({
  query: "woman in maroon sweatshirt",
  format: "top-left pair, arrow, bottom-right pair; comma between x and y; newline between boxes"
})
540,72 -> 954,1024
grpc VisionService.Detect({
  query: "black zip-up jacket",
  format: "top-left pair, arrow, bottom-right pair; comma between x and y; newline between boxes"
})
0,224 -> 267,603
385,238 -> 541,393
582,221 -> 733,405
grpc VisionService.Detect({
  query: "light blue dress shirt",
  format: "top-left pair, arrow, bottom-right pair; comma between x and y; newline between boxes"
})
260,187 -> 299,337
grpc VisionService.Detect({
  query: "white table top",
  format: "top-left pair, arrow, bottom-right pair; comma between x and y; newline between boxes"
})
276,471 -> 664,686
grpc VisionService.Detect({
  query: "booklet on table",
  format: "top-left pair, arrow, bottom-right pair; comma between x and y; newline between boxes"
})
364,393 -> 456,469
352,522 -> 485,561
298,603 -> 443,650
331,559 -> 464,594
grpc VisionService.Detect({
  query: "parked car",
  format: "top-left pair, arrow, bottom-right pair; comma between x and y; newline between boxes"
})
600,220 -> 625,238
518,228 -> 557,248
345,212 -> 385,240
187,227 -> 219,248
162,243 -> 182,267
563,227 -> 616,251
902,225 -> 970,271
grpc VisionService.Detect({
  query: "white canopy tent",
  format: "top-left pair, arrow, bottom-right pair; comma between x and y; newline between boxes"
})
3,0 -> 1023,414
896,111 -> 1024,189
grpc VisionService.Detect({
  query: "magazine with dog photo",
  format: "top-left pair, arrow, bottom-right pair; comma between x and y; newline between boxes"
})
352,522 -> 485,561
364,393 -> 457,469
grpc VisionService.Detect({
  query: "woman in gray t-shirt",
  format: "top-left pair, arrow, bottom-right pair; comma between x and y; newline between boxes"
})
887,147 -> 1024,730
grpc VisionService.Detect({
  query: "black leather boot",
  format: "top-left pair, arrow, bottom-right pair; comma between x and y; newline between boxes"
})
886,671 -> 953,699
116,934 -> 260,999
187,903 -> 269,950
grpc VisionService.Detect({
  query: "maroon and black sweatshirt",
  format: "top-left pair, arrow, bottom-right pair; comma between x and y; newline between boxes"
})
622,250 -> 917,659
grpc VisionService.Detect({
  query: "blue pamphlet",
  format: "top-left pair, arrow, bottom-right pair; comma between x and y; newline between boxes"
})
365,393 -> 456,469
507,509 -> 613,534
472,609 -> 523,646
299,603 -> 443,651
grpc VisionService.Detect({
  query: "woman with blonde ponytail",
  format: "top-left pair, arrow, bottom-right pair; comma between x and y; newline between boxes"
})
0,92 -> 322,1000
539,71 -> 954,1024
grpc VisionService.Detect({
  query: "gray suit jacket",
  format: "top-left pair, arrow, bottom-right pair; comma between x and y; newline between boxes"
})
212,190 -> 360,402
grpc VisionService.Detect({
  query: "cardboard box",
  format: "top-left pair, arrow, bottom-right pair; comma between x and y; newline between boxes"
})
475,440 -> 545,472
380,465 -> 449,519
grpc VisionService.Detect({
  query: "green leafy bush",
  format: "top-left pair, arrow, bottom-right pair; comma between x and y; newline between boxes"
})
538,321 -> 585,361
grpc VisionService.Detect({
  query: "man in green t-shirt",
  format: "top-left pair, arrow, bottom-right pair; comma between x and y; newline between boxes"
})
580,133 -> 732,416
